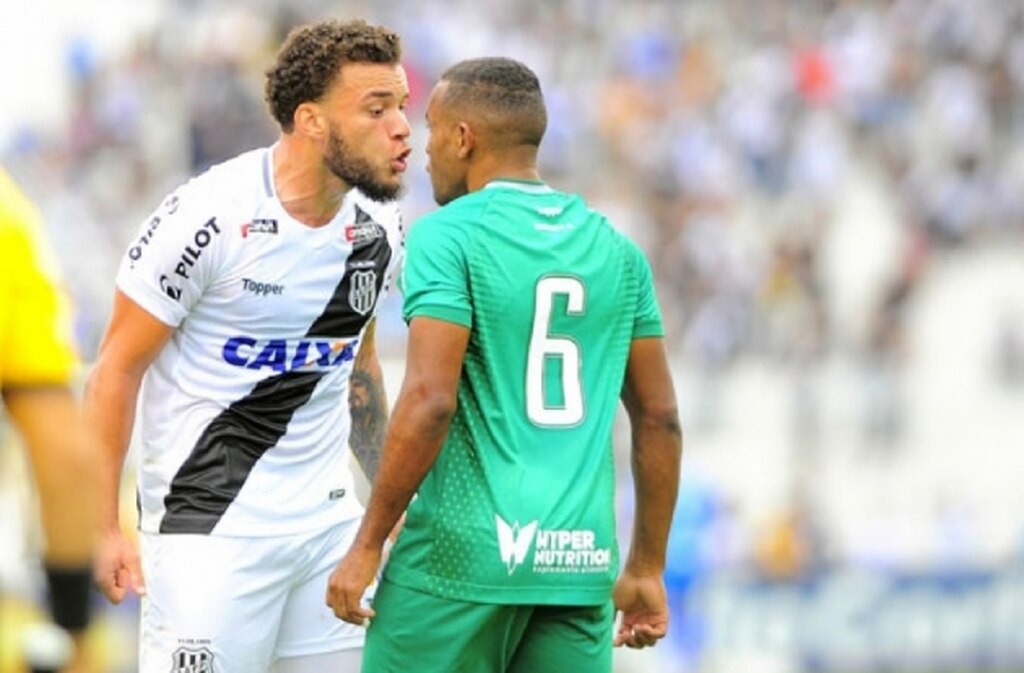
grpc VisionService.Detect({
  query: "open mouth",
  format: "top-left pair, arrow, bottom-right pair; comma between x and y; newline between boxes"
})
392,148 -> 412,173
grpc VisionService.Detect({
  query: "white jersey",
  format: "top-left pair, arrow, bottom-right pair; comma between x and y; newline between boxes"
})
116,146 -> 403,536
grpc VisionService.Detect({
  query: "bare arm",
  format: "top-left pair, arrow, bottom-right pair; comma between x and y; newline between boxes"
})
354,316 -> 467,549
3,387 -> 98,566
615,336 -> 682,648
327,316 -> 469,622
83,290 -> 173,601
348,319 -> 388,482
84,290 -> 173,531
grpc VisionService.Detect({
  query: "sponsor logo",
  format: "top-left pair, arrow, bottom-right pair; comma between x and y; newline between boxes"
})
221,336 -> 358,372
127,194 -> 179,266
128,215 -> 163,267
531,528 -> 612,574
344,221 -> 382,244
348,270 -> 377,316
160,274 -> 182,301
160,218 -> 222,302
170,646 -> 214,673
495,515 -> 612,575
344,205 -> 383,245
240,218 -> 278,237
496,516 -> 538,575
241,278 -> 284,296
172,217 -> 221,281
163,194 -> 180,215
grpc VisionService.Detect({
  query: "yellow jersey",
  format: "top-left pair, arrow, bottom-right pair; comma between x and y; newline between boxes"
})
0,168 -> 77,387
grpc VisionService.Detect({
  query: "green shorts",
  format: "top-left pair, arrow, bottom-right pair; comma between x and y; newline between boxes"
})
362,579 -> 613,673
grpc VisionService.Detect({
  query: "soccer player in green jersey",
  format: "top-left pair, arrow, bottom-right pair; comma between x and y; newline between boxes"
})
327,57 -> 682,672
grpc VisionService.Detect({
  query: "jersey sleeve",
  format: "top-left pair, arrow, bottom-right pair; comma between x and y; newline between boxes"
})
401,212 -> 472,328
115,184 -> 228,327
0,192 -> 78,387
378,201 -> 405,305
627,239 -> 665,339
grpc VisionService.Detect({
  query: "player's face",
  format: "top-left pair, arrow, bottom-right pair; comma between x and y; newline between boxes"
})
320,62 -> 411,201
425,82 -> 469,206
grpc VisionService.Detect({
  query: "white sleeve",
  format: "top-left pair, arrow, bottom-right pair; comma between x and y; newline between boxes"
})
115,183 -> 228,327
380,202 -> 405,302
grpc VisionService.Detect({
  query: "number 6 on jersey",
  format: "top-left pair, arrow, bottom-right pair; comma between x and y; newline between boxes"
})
526,276 -> 585,426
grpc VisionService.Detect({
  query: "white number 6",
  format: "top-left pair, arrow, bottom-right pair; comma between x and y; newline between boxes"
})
526,276 -> 585,426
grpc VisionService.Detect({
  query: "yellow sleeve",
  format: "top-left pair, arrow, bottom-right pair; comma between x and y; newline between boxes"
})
0,170 -> 78,388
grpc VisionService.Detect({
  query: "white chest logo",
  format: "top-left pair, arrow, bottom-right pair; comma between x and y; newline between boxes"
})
349,270 -> 378,316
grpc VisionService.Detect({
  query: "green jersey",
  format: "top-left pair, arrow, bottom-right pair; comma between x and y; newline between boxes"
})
385,180 -> 664,605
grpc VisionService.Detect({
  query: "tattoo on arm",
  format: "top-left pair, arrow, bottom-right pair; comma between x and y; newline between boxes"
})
349,366 -> 388,482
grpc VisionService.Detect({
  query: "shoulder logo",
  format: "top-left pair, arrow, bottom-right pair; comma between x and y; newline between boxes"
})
496,515 -> 538,575
170,646 -> 214,673
345,205 -> 384,245
240,219 -> 278,237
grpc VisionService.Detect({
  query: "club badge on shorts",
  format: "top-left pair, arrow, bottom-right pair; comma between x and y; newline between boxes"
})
170,647 -> 215,673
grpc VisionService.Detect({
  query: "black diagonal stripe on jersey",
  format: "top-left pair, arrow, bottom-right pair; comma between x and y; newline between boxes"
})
160,371 -> 323,533
159,205 -> 392,533
306,205 -> 392,337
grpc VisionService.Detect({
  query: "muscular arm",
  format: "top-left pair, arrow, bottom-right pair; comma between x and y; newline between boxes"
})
84,290 -> 173,533
348,319 -> 388,482
327,317 -> 468,622
620,336 -> 682,574
613,336 -> 682,648
354,316 -> 468,547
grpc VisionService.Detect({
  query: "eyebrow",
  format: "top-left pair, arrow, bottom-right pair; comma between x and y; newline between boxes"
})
362,90 -> 409,103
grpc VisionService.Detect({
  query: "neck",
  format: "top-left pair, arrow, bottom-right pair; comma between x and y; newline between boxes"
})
466,147 -> 541,193
272,135 -> 350,227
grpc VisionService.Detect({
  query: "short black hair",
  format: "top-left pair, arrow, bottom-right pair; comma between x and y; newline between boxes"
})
265,19 -> 402,132
439,57 -> 547,147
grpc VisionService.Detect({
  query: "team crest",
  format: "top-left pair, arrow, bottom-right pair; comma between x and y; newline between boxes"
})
349,270 -> 378,316
170,647 -> 214,673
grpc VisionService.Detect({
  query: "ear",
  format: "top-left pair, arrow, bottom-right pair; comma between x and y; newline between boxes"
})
294,102 -> 327,140
456,121 -> 475,159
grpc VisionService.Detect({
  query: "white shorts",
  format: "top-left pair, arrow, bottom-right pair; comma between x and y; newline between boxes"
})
139,519 -> 366,673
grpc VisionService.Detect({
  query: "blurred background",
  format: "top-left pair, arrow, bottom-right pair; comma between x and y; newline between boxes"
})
2,0 -> 1024,671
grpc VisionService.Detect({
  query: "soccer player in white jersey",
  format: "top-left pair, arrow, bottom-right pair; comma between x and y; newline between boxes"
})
84,20 -> 411,673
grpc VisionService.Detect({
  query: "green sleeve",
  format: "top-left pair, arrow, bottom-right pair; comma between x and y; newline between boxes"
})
629,241 -> 665,339
401,213 -> 472,328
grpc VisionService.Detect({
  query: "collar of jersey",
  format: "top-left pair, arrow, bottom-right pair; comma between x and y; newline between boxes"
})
484,179 -> 553,194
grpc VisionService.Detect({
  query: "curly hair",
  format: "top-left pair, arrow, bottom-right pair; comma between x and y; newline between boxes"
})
265,19 -> 402,132
439,57 -> 547,147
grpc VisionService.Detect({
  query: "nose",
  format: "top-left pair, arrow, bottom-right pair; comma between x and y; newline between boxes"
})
392,109 -> 411,140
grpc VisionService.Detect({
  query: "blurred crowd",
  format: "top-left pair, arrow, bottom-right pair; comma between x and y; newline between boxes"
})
3,0 -> 1024,669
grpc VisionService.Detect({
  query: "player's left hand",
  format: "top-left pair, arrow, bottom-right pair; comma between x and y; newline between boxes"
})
611,570 -> 669,649
326,545 -> 382,625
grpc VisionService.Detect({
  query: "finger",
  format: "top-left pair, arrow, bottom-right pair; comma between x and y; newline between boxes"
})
100,570 -> 127,604
633,627 -> 659,648
128,558 -> 147,596
339,601 -> 375,626
635,622 -> 666,641
326,580 -> 374,625
613,623 -> 636,648
99,578 -> 124,604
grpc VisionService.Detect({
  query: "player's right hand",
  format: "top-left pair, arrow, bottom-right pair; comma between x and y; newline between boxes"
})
94,529 -> 146,604
326,544 -> 381,626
